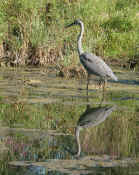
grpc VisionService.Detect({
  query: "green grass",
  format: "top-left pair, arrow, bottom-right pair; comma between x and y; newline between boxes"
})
0,0 -> 139,67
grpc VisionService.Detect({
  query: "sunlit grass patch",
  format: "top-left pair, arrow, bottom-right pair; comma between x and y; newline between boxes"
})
0,0 -> 139,69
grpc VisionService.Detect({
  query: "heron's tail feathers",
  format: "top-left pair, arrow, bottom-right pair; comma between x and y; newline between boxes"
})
111,73 -> 118,81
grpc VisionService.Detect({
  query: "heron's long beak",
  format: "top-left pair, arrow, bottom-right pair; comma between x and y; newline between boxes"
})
65,22 -> 75,28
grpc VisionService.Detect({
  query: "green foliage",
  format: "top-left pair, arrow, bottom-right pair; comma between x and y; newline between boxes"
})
101,16 -> 133,32
0,0 -> 139,66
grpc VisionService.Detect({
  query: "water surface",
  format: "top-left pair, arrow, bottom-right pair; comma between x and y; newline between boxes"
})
0,67 -> 138,175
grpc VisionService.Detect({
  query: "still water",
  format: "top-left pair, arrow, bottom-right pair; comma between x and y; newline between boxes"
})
0,67 -> 139,175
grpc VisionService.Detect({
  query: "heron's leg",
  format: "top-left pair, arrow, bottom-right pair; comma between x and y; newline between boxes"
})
101,79 -> 107,103
105,79 -> 107,89
99,95 -> 105,106
86,73 -> 90,96
97,78 -> 104,90
102,79 -> 107,92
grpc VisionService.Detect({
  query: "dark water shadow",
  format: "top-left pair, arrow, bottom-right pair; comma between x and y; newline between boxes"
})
112,96 -> 139,101
109,79 -> 139,86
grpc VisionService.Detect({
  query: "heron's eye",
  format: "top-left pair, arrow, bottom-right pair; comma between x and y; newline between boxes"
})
86,58 -> 92,63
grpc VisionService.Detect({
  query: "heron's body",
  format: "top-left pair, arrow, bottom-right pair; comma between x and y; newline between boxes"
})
66,20 -> 118,89
80,52 -> 117,81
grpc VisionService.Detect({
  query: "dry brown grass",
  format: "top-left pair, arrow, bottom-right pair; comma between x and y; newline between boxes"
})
57,65 -> 87,79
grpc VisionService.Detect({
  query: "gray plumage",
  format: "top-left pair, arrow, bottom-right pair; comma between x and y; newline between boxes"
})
77,105 -> 116,128
80,52 -> 118,81
66,19 -> 118,82
75,105 -> 116,157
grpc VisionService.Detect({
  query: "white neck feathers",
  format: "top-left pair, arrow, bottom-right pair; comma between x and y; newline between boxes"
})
77,21 -> 84,55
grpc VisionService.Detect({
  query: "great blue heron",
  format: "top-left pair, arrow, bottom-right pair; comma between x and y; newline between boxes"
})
66,19 -> 118,91
75,105 -> 116,157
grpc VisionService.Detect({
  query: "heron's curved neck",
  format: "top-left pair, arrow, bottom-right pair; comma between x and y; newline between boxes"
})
75,127 -> 81,157
77,22 -> 84,55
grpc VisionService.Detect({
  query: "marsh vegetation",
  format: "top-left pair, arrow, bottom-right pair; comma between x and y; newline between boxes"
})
0,0 -> 139,174
0,0 -> 139,73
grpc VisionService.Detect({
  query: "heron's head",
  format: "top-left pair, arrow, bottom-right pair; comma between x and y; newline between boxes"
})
65,19 -> 83,28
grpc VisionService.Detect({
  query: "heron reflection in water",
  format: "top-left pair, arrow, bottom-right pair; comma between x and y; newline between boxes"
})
75,105 -> 116,157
